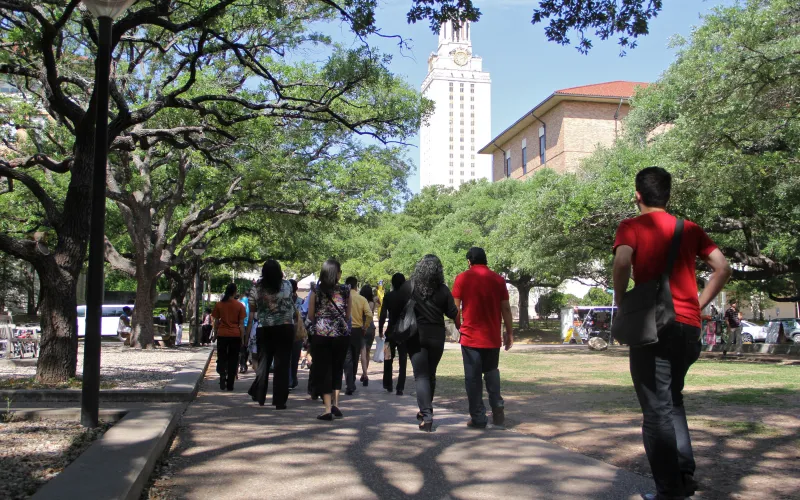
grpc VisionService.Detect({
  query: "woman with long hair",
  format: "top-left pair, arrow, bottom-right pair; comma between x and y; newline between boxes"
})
401,254 -> 460,432
307,258 -> 352,421
212,283 -> 247,391
247,259 -> 296,408
359,284 -> 377,386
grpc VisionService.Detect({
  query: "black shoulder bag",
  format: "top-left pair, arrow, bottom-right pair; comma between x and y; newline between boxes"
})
393,282 -> 419,344
611,219 -> 684,347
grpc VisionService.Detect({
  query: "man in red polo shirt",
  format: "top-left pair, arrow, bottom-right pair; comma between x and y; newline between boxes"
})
613,167 -> 730,499
452,247 -> 514,429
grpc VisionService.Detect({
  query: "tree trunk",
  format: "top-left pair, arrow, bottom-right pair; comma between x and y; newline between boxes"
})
130,277 -> 157,348
516,282 -> 533,329
26,263 -> 37,315
35,266 -> 78,383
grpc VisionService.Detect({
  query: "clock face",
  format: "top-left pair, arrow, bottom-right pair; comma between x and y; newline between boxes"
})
453,50 -> 470,66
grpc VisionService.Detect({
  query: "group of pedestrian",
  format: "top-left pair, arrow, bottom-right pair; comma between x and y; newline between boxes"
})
204,246 -> 515,434
199,166 -> 734,499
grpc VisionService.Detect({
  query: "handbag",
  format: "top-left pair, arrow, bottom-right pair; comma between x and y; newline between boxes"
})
611,219 -> 684,347
393,282 -> 419,344
294,310 -> 307,341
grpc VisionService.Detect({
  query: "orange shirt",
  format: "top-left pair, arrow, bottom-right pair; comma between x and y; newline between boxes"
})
212,300 -> 246,337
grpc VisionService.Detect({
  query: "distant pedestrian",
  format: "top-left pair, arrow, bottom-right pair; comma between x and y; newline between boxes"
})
359,284 -> 377,387
289,279 -> 304,391
307,259 -> 351,421
725,299 -> 743,355
612,166 -> 731,499
452,247 -> 514,429
344,276 -> 370,395
117,306 -> 132,346
174,306 -> 184,346
247,259 -> 296,409
379,273 -> 408,395
212,283 -> 247,391
239,290 -> 251,373
201,308 -> 212,345
402,255 -> 460,432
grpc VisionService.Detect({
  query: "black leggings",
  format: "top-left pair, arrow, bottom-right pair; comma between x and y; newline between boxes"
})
248,324 -> 295,406
383,340 -> 407,391
407,335 -> 445,423
311,335 -> 349,395
216,336 -> 241,389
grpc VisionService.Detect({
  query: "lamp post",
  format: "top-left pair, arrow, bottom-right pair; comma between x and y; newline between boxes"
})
80,0 -> 135,429
192,242 -> 206,347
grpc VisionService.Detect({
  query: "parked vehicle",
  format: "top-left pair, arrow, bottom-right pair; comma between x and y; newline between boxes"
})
741,320 -> 766,343
560,306 -> 617,343
77,304 -> 132,337
764,318 -> 800,344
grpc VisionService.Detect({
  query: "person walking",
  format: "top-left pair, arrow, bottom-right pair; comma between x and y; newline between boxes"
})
379,273 -> 408,395
289,279 -> 304,391
174,306 -> 184,346
247,260 -> 297,409
359,284 -> 377,387
613,166 -> 731,499
239,291 -> 251,372
201,308 -> 213,345
343,277 -> 370,395
452,247 -> 514,429
724,299 -> 743,355
402,255 -> 460,432
211,283 -> 247,391
308,259 -> 351,420
117,306 -> 132,346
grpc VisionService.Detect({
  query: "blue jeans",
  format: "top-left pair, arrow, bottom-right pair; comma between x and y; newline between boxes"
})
461,345 -> 503,425
629,321 -> 701,498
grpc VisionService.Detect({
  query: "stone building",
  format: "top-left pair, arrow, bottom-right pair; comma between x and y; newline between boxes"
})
479,81 -> 648,180
419,21 -> 492,188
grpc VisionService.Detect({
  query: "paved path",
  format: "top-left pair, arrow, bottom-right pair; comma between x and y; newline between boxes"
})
160,365 -> 654,499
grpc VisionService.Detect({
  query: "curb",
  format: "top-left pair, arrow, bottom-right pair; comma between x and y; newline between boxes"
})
1,348 -> 214,403
31,406 -> 184,500
1,407 -> 129,422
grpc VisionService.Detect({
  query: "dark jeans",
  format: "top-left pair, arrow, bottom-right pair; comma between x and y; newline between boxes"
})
383,340 -> 407,392
629,321 -> 701,498
239,344 -> 249,371
289,339 -> 303,387
407,336 -> 445,423
248,324 -> 294,407
216,336 -> 241,389
311,335 -> 349,395
344,328 -> 363,392
461,345 -> 503,425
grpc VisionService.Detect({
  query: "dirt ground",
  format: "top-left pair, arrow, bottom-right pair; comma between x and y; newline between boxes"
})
435,348 -> 800,500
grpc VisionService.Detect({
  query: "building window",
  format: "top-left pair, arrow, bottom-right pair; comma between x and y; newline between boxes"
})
449,170 -> 453,175
460,146 -> 464,150
470,97 -> 474,101
449,154 -> 453,158
449,179 -> 454,184
505,152 -> 511,178
471,163 -> 475,167
460,154 -> 465,158
460,170 -> 464,176
449,162 -> 453,166
539,126 -> 546,164
460,104 -> 464,109
471,171 -> 476,176
471,129 -> 474,135
470,105 -> 474,110
460,96 -> 464,100
460,137 -> 464,142
522,146 -> 527,175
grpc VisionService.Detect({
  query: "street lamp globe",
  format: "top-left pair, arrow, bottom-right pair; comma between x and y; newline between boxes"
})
81,0 -> 136,19
192,241 -> 207,256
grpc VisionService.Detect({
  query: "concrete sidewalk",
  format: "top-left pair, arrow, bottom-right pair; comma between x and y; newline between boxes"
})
158,366 -> 653,499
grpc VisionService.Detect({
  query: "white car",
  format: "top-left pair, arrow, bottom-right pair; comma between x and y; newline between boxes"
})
77,304 -> 131,337
741,320 -> 766,343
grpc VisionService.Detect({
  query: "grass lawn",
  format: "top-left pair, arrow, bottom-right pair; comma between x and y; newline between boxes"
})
430,347 -> 800,499
513,318 -> 562,344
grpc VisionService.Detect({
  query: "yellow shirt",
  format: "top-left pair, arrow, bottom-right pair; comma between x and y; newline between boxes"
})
351,293 -> 371,329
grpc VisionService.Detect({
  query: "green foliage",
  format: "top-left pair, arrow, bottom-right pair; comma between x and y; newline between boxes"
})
535,290 -> 566,318
581,288 -> 614,306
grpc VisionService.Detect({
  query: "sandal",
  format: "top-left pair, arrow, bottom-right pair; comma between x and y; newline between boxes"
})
317,413 -> 333,421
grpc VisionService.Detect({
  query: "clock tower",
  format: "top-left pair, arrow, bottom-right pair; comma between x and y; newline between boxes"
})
419,21 -> 492,188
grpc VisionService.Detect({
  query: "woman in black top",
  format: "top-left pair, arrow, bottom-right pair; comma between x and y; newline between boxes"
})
398,254 -> 460,432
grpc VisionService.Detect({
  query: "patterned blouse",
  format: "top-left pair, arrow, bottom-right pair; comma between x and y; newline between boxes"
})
313,285 -> 350,337
251,280 -> 296,327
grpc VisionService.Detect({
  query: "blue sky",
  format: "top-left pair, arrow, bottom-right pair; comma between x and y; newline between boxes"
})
323,0 -> 732,193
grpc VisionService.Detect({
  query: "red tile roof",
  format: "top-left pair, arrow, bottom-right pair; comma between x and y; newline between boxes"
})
554,81 -> 649,98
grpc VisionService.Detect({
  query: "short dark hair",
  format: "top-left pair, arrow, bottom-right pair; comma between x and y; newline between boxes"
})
729,298 -> 737,305
466,247 -> 487,266
123,306 -> 132,314
345,276 -> 358,289
635,167 -> 671,208
289,279 -> 298,294
391,273 -> 406,291
359,284 -> 374,302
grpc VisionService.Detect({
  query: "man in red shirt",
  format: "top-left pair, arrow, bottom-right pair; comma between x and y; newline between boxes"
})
452,247 -> 514,429
613,167 -> 730,499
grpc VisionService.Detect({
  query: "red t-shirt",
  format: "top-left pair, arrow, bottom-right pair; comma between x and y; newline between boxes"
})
452,265 -> 509,349
613,212 -> 718,328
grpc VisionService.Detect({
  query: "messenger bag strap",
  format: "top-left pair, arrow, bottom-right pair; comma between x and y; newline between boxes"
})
664,219 -> 685,277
